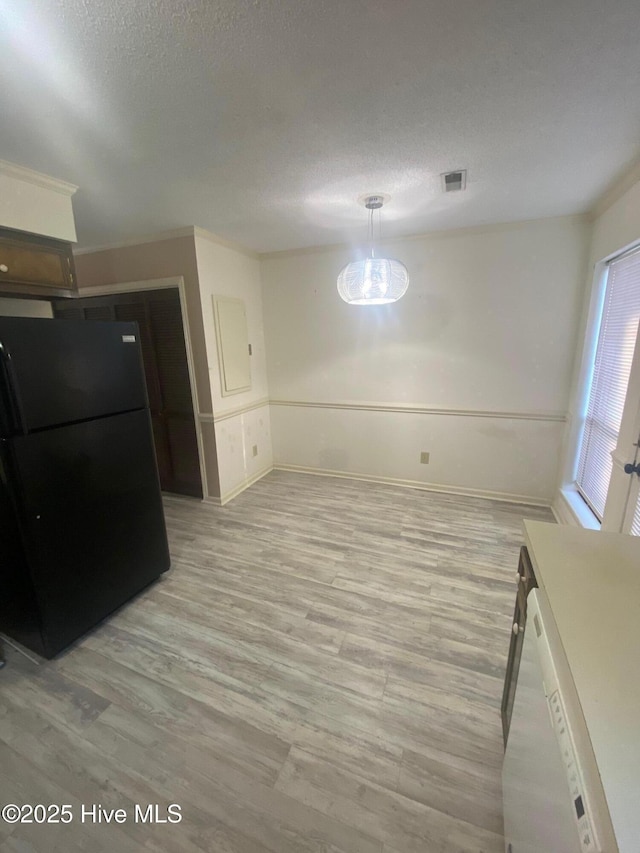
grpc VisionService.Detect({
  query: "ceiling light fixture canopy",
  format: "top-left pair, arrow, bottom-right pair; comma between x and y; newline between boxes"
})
337,195 -> 409,305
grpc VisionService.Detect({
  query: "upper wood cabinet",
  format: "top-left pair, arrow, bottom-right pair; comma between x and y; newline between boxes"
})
0,227 -> 77,298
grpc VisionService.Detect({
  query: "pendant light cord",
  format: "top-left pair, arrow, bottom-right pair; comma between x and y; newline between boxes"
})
369,207 -> 376,258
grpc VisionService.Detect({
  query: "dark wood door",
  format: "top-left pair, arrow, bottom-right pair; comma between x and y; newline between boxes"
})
53,288 -> 202,498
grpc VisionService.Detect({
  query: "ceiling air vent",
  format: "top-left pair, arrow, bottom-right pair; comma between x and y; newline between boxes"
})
441,170 -> 467,192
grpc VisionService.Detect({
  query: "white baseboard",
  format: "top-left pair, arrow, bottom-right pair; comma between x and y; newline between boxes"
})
273,463 -> 551,507
550,503 -> 564,524
209,464 -> 274,506
552,490 -> 577,525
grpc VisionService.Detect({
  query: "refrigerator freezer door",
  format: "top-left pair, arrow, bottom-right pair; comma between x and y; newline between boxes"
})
9,408 -> 170,657
0,317 -> 148,433
0,450 -> 45,654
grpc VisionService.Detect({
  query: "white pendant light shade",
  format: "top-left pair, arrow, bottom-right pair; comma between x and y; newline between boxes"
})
337,257 -> 409,305
337,194 -> 409,305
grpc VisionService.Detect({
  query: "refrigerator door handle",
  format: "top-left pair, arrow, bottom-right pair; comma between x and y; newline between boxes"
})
0,341 -> 28,435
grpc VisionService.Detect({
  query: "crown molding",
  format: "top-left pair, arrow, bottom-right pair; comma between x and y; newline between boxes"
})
0,159 -> 78,197
259,213 -> 590,261
75,276 -> 184,296
74,224 -> 259,259
73,211 -> 593,264
72,226 -> 198,256
193,226 -> 259,259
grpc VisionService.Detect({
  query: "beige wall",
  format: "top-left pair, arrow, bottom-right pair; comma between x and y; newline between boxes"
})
261,216 -> 589,503
194,231 -> 273,502
73,230 -> 275,504
73,235 -> 219,497
70,211 -> 594,506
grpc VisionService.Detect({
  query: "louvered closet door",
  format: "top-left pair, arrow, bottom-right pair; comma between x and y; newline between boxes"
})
112,299 -> 172,492
147,293 -> 202,497
53,289 -> 202,498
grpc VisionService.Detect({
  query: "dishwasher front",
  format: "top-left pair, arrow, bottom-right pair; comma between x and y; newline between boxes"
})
502,589 -> 606,853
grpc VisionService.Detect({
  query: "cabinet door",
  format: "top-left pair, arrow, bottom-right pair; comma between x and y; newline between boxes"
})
0,229 -> 76,295
501,547 -> 538,745
519,544 -> 537,595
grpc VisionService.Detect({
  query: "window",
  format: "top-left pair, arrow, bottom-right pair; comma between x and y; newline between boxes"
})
576,248 -> 640,520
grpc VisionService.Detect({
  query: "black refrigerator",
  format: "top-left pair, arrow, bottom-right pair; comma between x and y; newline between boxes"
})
0,316 -> 170,659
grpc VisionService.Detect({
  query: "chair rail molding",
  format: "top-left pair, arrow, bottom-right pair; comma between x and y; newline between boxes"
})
269,399 -> 566,423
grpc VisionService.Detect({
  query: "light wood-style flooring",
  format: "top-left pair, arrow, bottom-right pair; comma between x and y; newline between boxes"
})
0,470 -> 553,852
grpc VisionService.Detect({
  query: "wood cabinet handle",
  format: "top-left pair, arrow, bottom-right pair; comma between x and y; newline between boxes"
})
0,264 -> 8,273
512,621 -> 524,635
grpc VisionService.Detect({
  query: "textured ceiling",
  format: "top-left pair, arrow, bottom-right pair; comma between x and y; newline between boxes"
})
2,0 -> 640,252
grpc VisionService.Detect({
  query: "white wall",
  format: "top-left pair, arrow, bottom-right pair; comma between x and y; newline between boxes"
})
0,298 -> 53,318
194,230 -> 273,502
555,174 -> 640,524
261,216 -> 589,503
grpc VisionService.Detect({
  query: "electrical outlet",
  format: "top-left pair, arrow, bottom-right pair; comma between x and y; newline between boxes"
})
252,445 -> 258,457
420,452 -> 430,464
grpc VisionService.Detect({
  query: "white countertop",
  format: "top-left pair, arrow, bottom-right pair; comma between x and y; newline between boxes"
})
523,521 -> 640,853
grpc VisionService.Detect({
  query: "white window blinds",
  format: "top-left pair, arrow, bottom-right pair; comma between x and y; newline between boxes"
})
576,249 -> 640,520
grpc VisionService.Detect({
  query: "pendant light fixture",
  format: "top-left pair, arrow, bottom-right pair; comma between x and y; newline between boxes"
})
337,195 -> 409,305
